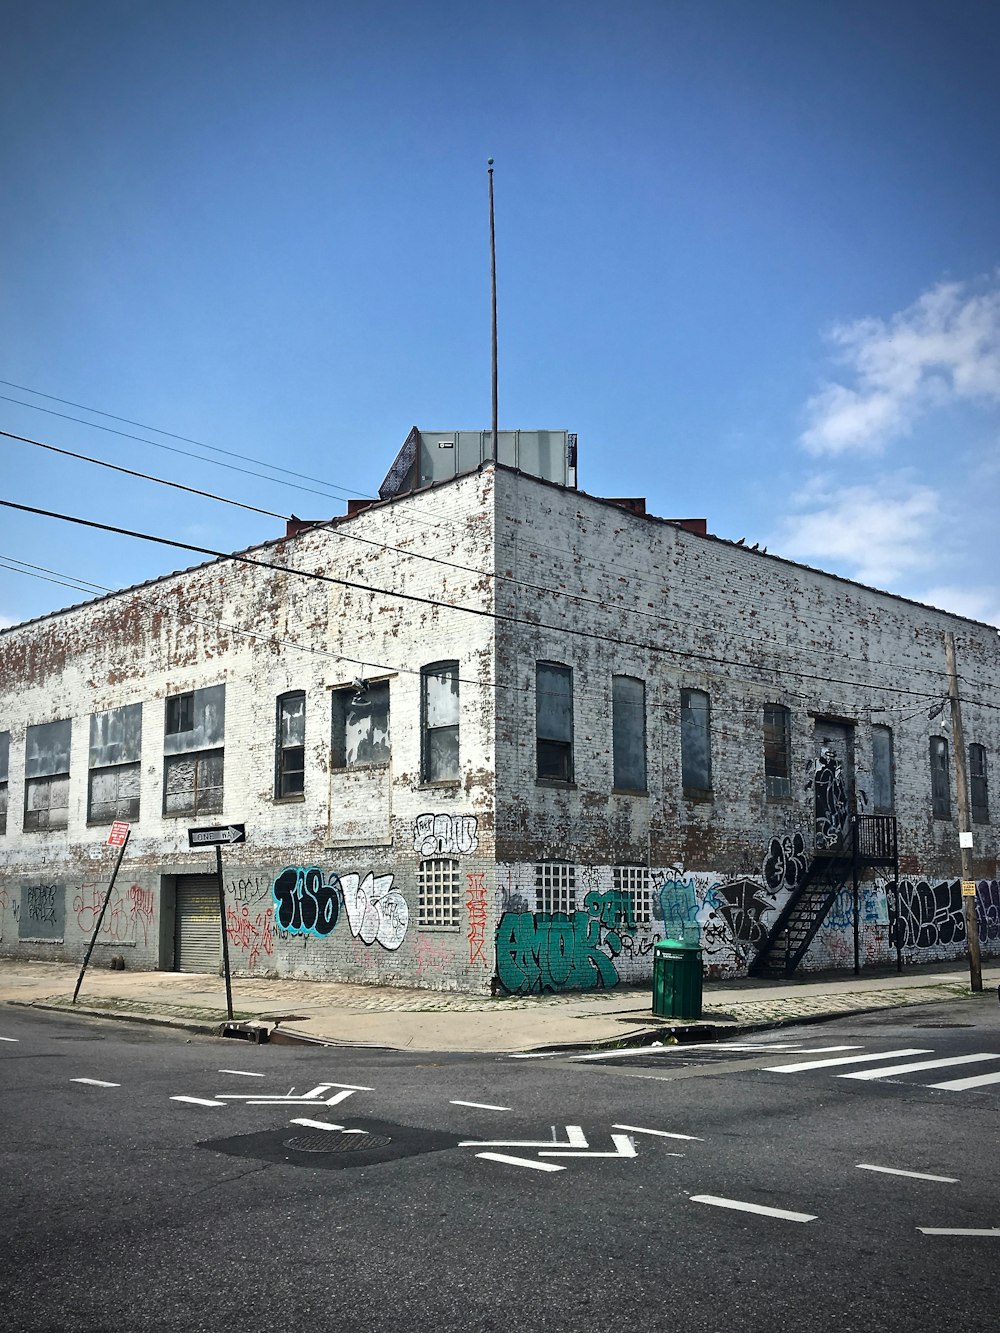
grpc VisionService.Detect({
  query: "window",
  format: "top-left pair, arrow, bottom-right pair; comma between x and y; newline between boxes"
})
88,704 -> 141,824
930,736 -> 951,820
331,681 -> 390,769
613,676 -> 646,792
275,692 -> 306,797
164,749 -> 224,815
534,862 -> 576,914
970,744 -> 989,824
421,663 -> 459,783
0,731 -> 8,834
24,719 -> 71,832
417,858 -> 461,928
164,684 -> 225,816
680,689 -> 712,795
614,865 -> 650,926
536,662 -> 573,783
871,725 -> 895,815
763,704 -> 791,799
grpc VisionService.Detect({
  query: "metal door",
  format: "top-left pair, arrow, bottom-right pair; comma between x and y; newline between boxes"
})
813,722 -> 852,851
174,875 -> 221,973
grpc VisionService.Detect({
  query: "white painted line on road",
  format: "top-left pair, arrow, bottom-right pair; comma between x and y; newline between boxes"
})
787,1046 -> 865,1054
343,1129 -> 367,1134
540,1133 -> 638,1160
219,1069 -> 266,1077
459,1125 -> 589,1149
71,1078 -> 120,1088
476,1152 -> 566,1172
290,1119 -> 344,1131
840,1054 -> 1000,1081
569,1043 -> 802,1061
0,1037 -> 19,1042
691,1195 -> 817,1223
507,1054 -> 551,1059
765,1048 -> 932,1073
450,1100 -> 511,1111
917,1228 -> 1000,1236
928,1069 -> 1000,1091
857,1163 -> 958,1183
171,1096 -> 226,1107
613,1124 -> 704,1141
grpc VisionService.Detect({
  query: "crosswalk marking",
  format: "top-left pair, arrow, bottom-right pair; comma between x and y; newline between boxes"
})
765,1048 -> 932,1073
840,1053 -> 1000,1081
928,1069 -> 1000,1091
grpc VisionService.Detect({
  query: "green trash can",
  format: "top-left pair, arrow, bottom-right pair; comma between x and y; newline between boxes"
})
652,938 -> 703,1019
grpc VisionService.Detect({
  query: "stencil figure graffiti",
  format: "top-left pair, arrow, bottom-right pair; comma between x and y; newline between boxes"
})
811,749 -> 849,850
496,889 -> 636,995
413,813 -> 479,857
339,872 -> 408,950
272,867 -> 340,938
466,871 -> 488,965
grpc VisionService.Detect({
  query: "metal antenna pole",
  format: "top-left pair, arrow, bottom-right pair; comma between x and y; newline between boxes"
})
488,157 -> 498,462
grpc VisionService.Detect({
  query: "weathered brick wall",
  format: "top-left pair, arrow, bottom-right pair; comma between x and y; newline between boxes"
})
0,470 -> 498,993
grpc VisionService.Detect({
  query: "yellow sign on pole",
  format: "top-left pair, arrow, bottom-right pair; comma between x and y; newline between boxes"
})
961,879 -> 978,898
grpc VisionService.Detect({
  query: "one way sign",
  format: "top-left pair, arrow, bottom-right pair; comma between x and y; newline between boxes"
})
187,823 -> 246,848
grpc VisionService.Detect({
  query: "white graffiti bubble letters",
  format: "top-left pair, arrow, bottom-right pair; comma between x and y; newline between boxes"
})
340,872 -> 408,951
413,813 -> 479,858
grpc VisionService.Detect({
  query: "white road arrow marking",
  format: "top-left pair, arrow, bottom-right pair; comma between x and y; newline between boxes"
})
540,1133 -> 638,1160
216,1082 -> 372,1106
172,1096 -> 226,1107
459,1125 -> 589,1149
613,1124 -> 703,1141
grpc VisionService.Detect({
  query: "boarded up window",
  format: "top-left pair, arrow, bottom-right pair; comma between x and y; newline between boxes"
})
331,682 -> 390,769
276,692 -> 306,796
680,689 -> 712,795
24,774 -> 70,831
871,725 -> 895,815
89,704 -> 141,824
24,719 -> 71,832
930,736 -> 950,820
970,743 -> 989,824
163,685 -> 225,755
763,704 -> 791,799
536,662 -> 573,783
164,749 -> 224,816
613,676 -> 646,792
421,663 -> 459,783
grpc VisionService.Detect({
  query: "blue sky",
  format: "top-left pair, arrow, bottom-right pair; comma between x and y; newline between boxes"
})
2,0 -> 999,628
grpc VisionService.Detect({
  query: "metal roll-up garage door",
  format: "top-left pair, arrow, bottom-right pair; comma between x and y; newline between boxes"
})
174,875 -> 221,973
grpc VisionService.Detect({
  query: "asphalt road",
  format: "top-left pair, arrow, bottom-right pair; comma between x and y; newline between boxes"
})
1,996 -> 998,1333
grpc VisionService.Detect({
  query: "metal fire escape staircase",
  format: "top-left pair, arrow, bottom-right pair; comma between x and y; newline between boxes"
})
749,815 -> 898,979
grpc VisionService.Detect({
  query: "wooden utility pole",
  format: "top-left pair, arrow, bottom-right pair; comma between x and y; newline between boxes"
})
488,157 -> 498,462
945,631 -> 983,992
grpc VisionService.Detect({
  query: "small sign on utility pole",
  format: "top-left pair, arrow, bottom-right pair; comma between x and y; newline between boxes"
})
188,822 -> 246,1020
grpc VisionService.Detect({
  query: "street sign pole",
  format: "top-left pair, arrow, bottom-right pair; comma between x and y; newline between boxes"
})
73,823 -> 131,1004
216,843 -> 234,1021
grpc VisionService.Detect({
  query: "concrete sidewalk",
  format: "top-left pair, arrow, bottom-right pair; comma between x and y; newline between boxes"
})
2,956 -> 998,1052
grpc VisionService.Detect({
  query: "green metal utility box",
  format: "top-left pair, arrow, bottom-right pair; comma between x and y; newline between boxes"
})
652,939 -> 703,1019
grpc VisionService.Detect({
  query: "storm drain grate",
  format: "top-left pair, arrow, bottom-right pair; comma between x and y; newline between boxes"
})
282,1131 -> 393,1153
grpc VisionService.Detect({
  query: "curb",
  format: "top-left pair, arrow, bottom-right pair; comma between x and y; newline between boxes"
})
8,998 -> 225,1038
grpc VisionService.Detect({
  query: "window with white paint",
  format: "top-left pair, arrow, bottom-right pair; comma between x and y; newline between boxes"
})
163,684 -> 225,817
763,704 -> 791,799
331,681 -> 390,769
534,862 -> 576,914
871,725 -> 895,815
930,735 -> 950,820
0,730 -> 8,834
24,718 -> 71,832
614,865 -> 650,925
88,703 -> 142,825
417,858 -> 461,929
613,676 -> 647,792
970,743 -> 989,824
421,662 -> 459,783
680,689 -> 712,796
536,662 -> 574,783
275,692 -> 306,797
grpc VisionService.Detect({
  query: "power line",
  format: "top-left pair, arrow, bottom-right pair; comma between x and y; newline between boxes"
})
5,496 -> 993,711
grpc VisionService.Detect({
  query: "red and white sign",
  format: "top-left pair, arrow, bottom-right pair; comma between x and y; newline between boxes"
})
107,821 -> 131,848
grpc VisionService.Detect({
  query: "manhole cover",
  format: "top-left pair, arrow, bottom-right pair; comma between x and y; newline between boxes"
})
282,1131 -> 392,1153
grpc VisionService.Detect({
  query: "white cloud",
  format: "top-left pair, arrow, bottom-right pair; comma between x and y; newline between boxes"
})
919,585 -> 1000,629
774,476 -> 944,587
801,277 -> 1000,455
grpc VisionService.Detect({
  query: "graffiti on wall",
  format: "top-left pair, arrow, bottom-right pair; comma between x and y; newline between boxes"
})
19,884 -> 64,939
496,889 -> 637,995
340,872 -> 408,951
413,813 -> 479,857
977,881 -> 1000,943
811,750 -> 849,850
226,904 -> 275,969
74,882 -> 154,948
270,866 -> 408,950
465,871 -> 488,965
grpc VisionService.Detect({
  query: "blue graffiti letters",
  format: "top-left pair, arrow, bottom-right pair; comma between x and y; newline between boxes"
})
272,866 -> 340,937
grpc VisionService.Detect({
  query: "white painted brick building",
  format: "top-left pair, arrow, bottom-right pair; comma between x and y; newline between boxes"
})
1,441 -> 998,994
